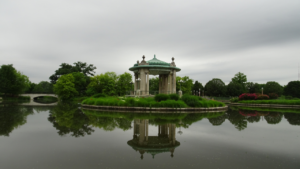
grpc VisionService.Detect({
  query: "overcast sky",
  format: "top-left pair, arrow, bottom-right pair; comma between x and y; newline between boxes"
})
1,0 -> 300,85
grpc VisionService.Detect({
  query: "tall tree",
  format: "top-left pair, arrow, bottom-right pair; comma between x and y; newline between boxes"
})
0,64 -> 30,95
284,81 -> 300,98
116,72 -> 132,96
204,78 -> 227,96
53,74 -> 78,99
149,77 -> 159,92
176,76 -> 194,95
87,72 -> 117,96
49,62 -> 96,84
192,81 -> 204,93
264,81 -> 283,96
232,72 -> 247,84
227,81 -> 244,96
33,81 -> 53,93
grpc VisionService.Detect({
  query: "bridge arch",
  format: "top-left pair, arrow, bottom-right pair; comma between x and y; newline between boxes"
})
20,93 -> 58,100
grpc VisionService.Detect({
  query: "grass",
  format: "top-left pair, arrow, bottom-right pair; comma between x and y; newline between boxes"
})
238,100 -> 300,105
82,95 -> 226,108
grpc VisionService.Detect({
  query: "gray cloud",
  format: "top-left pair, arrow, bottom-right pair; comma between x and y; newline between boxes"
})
1,0 -> 300,85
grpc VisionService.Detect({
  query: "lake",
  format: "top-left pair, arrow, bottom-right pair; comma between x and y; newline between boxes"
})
0,101 -> 299,169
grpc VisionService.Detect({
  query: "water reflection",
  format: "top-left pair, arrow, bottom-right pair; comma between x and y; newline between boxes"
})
128,119 -> 179,159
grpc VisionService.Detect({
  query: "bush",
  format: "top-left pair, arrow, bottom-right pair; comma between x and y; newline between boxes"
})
169,94 -> 179,101
92,93 -> 107,98
230,97 -> 239,102
268,93 -> 278,99
154,94 -> 169,102
256,94 -> 269,100
239,93 -> 257,100
181,94 -> 201,107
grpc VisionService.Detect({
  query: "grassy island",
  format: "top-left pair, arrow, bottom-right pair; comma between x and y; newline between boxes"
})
82,94 -> 225,108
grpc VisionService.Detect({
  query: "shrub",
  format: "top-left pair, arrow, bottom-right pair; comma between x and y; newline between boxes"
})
92,93 -> 107,98
268,93 -> 278,99
169,94 -> 179,101
256,95 -> 269,100
181,94 -> 201,107
125,97 -> 136,106
285,96 -> 294,100
239,93 -> 257,101
230,97 -> 239,102
154,94 -> 169,102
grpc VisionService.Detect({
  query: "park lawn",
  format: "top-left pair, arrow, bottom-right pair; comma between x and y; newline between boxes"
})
82,96 -> 225,108
238,100 -> 300,105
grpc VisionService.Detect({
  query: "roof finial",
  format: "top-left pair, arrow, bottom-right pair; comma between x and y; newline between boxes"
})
142,55 -> 145,61
154,54 -> 156,58
172,57 -> 174,61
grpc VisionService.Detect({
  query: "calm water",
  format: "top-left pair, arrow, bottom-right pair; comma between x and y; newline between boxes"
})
0,101 -> 300,169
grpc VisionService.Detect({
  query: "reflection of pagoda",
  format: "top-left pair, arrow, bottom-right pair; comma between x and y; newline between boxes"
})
127,119 -> 180,159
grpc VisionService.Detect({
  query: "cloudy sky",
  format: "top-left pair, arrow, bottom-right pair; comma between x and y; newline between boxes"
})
1,0 -> 300,85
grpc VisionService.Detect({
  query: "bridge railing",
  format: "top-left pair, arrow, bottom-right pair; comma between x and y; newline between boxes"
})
23,92 -> 55,94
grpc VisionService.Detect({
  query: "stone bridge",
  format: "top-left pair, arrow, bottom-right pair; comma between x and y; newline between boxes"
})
20,93 -> 58,100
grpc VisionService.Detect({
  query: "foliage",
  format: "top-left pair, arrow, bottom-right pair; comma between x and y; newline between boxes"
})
116,72 -> 132,96
0,64 -> 30,95
92,93 -> 107,98
264,81 -> 283,96
169,94 -> 180,101
176,76 -> 194,94
149,77 -> 159,92
230,97 -> 239,102
239,93 -> 257,100
205,78 -> 226,96
181,94 -> 201,107
268,93 -> 278,99
256,94 -> 269,100
49,62 -> 96,84
53,74 -> 78,100
25,82 -> 37,93
232,72 -> 247,85
154,94 -> 170,102
227,81 -> 244,96
87,72 -> 117,96
71,72 -> 87,95
32,81 -> 53,93
192,81 -> 204,92
284,81 -> 300,98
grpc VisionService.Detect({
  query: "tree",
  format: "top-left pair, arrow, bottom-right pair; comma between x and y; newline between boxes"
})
0,64 -> 30,95
227,81 -> 244,96
71,72 -> 87,96
192,81 -> 204,93
87,72 -> 117,96
264,81 -> 283,96
204,78 -> 226,96
176,76 -> 194,95
33,81 -> 53,93
49,62 -> 96,84
25,82 -> 37,93
284,81 -> 300,98
149,77 -> 159,92
232,72 -> 247,84
116,72 -> 132,96
53,74 -> 78,99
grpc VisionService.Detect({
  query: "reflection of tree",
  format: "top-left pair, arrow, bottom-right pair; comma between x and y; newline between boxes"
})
247,116 -> 260,123
284,113 -> 300,126
227,110 -> 247,131
33,106 -> 54,113
208,114 -> 227,126
86,115 -> 132,131
265,112 -> 283,124
48,102 -> 94,137
0,104 -> 33,136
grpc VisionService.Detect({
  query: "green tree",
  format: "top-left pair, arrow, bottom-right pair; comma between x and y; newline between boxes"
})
33,81 -> 53,93
25,82 -> 37,93
264,81 -> 283,96
149,77 -> 159,92
192,81 -> 204,93
232,72 -> 247,84
284,81 -> 300,98
227,81 -> 244,96
116,72 -> 133,96
71,72 -> 87,95
176,76 -> 194,94
49,62 -> 96,84
0,64 -> 30,95
204,78 -> 227,96
87,72 -> 117,96
53,74 -> 78,99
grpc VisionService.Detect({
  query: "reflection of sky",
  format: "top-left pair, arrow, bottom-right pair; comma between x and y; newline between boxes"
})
0,110 -> 299,169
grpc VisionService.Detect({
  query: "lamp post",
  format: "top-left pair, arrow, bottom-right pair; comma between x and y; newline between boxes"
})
262,87 -> 263,95
199,88 -> 200,97
179,80 -> 183,91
